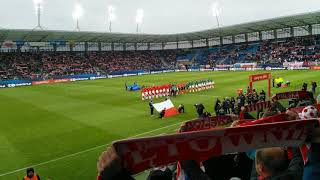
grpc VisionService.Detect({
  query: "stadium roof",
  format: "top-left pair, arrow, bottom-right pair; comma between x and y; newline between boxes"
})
0,11 -> 320,43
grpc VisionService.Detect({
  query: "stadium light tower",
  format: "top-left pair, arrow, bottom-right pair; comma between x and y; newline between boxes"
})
135,8 -> 144,33
107,5 -> 116,32
33,0 -> 44,29
72,2 -> 84,31
211,1 -> 221,28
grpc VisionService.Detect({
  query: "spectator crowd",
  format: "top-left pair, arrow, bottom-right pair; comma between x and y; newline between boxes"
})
0,51 -> 172,80
0,35 -> 320,81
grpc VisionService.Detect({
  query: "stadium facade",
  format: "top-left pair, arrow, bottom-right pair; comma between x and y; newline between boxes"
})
0,11 -> 320,52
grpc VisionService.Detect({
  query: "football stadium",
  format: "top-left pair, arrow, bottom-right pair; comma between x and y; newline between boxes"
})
1,0 -> 320,180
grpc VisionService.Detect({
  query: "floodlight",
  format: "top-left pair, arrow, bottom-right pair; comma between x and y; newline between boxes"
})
108,5 -> 115,17
108,6 -> 116,23
33,0 -> 43,6
107,5 -> 116,32
135,8 -> 144,24
72,3 -> 84,20
211,1 -> 221,17
72,2 -> 84,31
33,0 -> 44,29
211,1 -> 222,28
135,8 -> 144,33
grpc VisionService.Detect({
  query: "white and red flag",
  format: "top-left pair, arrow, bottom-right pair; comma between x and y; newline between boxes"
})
152,99 -> 179,118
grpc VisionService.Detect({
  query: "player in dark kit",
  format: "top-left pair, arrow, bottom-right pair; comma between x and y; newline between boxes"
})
252,89 -> 259,104
312,81 -> 317,94
222,98 -> 230,114
159,108 -> 166,118
260,90 -> 266,101
214,99 -> 221,115
149,100 -> 154,115
178,104 -> 185,113
302,83 -> 308,91
195,103 -> 205,117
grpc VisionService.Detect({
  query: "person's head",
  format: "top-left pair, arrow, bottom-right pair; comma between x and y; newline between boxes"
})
240,106 -> 246,112
255,147 -> 288,178
26,168 -> 35,178
147,169 -> 172,180
285,110 -> 299,121
262,110 -> 278,118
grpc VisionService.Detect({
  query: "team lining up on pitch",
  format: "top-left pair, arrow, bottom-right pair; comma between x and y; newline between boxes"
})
94,74 -> 320,180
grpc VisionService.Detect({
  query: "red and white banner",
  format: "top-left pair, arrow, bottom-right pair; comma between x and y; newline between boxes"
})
2,40 -> 15,48
32,79 -> 71,85
245,101 -> 271,112
283,61 -> 304,68
112,120 -> 318,174
239,113 -> 287,126
215,64 -> 233,68
272,91 -> 312,101
152,99 -> 179,118
179,115 -> 235,132
249,73 -> 271,82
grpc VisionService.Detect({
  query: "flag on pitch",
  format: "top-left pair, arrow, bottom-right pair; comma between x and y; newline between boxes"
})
152,99 -> 179,117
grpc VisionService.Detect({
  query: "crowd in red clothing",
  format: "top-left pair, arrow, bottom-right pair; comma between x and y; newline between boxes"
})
90,51 -> 165,72
0,53 -> 41,80
0,51 -> 170,80
260,36 -> 320,64
0,36 -> 320,80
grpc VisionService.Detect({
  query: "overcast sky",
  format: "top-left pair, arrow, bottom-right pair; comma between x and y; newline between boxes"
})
0,0 -> 319,34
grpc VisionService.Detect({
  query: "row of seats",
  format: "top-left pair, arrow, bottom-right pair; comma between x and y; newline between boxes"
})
0,35 -> 320,80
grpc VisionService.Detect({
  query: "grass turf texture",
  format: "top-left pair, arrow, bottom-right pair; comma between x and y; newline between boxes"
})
0,70 -> 319,180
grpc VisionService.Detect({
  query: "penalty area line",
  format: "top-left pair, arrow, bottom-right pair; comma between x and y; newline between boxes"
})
0,121 -> 185,177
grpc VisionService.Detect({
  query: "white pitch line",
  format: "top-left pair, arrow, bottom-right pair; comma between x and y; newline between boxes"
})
0,121 -> 185,177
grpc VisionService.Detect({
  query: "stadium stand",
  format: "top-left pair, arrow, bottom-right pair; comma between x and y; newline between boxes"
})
1,35 -> 320,80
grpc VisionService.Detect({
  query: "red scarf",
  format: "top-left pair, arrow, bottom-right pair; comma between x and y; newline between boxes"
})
112,120 -> 317,174
272,91 -> 311,101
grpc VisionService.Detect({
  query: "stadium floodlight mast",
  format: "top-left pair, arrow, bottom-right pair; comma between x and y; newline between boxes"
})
211,1 -> 221,28
107,5 -> 116,32
33,0 -> 44,30
72,2 -> 84,31
135,8 -> 144,33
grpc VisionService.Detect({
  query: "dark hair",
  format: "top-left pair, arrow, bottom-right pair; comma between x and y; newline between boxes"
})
262,111 -> 278,118
147,169 -> 172,180
256,149 -> 288,175
26,168 -> 34,174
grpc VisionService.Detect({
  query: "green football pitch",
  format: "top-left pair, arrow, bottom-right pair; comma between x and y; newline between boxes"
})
0,70 -> 319,180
